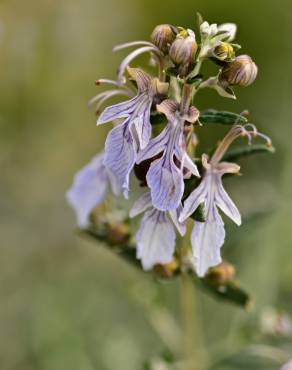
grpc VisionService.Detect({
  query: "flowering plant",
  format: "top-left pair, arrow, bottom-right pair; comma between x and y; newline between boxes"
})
67,14 -> 274,306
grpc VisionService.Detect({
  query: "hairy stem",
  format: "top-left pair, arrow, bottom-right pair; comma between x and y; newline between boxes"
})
180,83 -> 193,115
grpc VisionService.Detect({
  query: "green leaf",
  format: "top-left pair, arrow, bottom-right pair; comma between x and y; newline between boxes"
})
222,144 -> 275,162
199,109 -> 248,125
165,67 -> 178,77
196,12 -> 204,27
199,278 -> 252,309
190,203 -> 206,222
150,112 -> 167,125
183,175 -> 201,199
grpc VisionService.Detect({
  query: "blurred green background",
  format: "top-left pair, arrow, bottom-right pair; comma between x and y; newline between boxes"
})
1,0 -> 292,369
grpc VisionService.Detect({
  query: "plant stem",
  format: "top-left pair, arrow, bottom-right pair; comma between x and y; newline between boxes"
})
179,222 -> 208,370
180,83 -> 193,115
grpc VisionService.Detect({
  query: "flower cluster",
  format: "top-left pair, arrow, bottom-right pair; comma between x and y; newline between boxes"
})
67,15 -> 273,278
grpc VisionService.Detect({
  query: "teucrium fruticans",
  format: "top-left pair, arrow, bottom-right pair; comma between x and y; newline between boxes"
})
67,13 -> 274,306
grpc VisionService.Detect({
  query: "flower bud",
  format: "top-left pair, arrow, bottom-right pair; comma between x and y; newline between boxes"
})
213,42 -> 235,61
205,261 -> 235,286
106,223 -> 130,245
169,29 -> 197,76
220,55 -> 258,87
154,258 -> 179,278
151,24 -> 176,54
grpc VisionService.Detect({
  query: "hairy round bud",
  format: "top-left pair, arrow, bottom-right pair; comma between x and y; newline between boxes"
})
213,42 -> 235,61
220,55 -> 258,87
151,24 -> 176,53
169,30 -> 197,76
154,258 -> 179,279
106,223 -> 130,246
205,261 -> 235,286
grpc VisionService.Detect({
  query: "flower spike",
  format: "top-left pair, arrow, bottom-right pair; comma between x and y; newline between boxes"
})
67,16 -> 274,286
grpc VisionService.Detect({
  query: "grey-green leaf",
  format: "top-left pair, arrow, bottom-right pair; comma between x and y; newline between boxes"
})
222,144 -> 275,162
199,278 -> 251,309
199,109 -> 248,125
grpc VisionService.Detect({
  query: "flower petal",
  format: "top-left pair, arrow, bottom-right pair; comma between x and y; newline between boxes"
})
130,192 -> 152,218
215,175 -> 241,226
104,122 -> 136,197
184,106 -> 200,124
136,124 -> 170,163
136,209 -> 176,270
217,23 -> 237,42
156,99 -> 179,121
169,204 -> 186,236
132,95 -> 152,149
127,67 -> 152,93
66,153 -> 108,227
181,152 -> 200,177
179,179 -> 207,222
216,161 -> 240,174
97,95 -> 139,125
191,207 -> 225,277
147,156 -> 184,211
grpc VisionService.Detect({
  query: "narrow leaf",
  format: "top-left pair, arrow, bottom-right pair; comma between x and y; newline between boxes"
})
222,144 -> 275,162
199,278 -> 252,308
190,203 -> 206,222
199,109 -> 248,125
150,112 -> 168,125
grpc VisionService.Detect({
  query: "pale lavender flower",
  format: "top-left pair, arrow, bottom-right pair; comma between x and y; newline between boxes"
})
179,154 -> 241,277
281,360 -> 292,370
137,99 -> 200,211
130,192 -> 185,270
97,67 -> 168,196
179,123 -> 273,277
66,152 -> 119,228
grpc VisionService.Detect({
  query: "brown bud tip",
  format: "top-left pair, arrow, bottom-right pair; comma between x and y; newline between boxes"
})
95,80 -> 101,85
220,55 -> 258,87
154,258 -> 180,278
205,261 -> 235,286
106,223 -> 130,246
169,30 -> 197,76
151,24 -> 176,54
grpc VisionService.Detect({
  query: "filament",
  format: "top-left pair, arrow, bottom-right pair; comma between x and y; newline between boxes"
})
117,46 -> 163,85
88,89 -> 133,109
211,124 -> 273,165
113,41 -> 156,52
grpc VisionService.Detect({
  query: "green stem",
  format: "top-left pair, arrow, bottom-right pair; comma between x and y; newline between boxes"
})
179,222 -> 208,370
180,272 -> 199,370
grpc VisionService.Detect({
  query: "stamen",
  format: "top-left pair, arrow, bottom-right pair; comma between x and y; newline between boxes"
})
88,91 -> 112,106
210,123 -> 273,165
113,41 -> 156,52
242,123 -> 273,147
117,46 -> 163,85
95,90 -> 133,114
88,89 -> 133,109
95,79 -> 120,86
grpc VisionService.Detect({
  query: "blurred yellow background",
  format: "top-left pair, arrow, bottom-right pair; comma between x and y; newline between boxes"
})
0,0 -> 292,369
